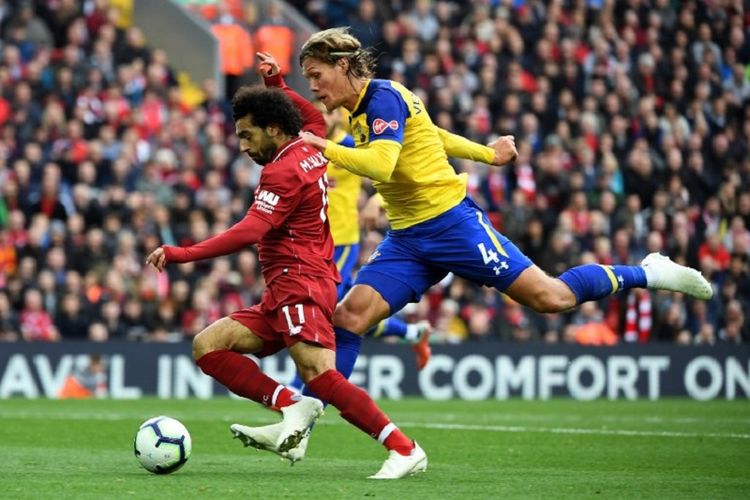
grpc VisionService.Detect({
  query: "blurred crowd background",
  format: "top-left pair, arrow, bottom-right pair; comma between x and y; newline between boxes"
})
0,0 -> 748,346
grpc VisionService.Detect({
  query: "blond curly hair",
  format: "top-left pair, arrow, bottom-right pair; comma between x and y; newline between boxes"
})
300,27 -> 375,79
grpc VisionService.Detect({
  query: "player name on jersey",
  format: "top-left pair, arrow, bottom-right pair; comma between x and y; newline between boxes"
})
299,151 -> 327,172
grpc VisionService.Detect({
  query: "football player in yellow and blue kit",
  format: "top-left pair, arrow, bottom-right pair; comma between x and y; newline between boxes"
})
320,104 -> 432,365
243,28 -> 713,473
289,103 -> 432,394
299,26 -> 711,383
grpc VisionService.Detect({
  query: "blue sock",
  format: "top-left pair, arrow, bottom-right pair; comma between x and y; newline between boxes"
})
289,373 -> 304,391
301,326 -> 362,400
559,264 -> 647,304
333,327 -> 364,378
365,317 -> 408,339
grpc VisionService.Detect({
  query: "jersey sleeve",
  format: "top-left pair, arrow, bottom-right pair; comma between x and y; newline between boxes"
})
437,128 -> 496,164
339,134 -> 355,148
366,88 -> 408,144
162,214 -> 273,263
250,163 -> 303,229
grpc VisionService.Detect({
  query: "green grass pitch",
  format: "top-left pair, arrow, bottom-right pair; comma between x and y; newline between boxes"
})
1,398 -> 748,499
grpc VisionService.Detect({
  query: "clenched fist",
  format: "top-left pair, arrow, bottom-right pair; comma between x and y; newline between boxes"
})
488,135 -> 518,165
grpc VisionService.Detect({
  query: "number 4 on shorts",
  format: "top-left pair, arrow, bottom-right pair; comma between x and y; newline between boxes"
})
477,242 -> 499,265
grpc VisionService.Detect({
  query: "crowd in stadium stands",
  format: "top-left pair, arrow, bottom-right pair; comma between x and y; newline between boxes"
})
0,0 -> 748,346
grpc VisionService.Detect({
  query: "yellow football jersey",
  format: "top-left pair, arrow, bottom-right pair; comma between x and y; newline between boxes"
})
347,79 -> 467,230
326,129 -> 361,245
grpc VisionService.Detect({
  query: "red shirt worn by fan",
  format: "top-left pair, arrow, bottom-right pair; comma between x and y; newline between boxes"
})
163,74 -> 339,286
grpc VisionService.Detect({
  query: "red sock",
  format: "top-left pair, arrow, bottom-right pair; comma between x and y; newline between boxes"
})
196,349 -> 295,409
274,388 -> 297,408
307,369 -> 414,456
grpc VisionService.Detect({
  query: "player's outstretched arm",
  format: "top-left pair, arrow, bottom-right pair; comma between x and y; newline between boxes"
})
437,128 -> 518,166
300,132 -> 400,183
257,51 -> 327,138
145,214 -> 273,272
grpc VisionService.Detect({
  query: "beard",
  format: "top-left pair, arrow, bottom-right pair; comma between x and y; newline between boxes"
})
248,141 -> 276,165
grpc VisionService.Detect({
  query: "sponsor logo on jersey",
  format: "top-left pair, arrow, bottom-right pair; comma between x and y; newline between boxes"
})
254,189 -> 279,214
372,118 -> 399,135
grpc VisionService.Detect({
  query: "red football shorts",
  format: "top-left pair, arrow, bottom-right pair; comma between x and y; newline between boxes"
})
229,275 -> 337,358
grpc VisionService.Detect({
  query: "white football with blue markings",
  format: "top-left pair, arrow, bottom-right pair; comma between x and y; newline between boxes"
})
134,416 -> 192,474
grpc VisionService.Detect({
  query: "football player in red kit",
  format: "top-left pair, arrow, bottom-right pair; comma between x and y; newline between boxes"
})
145,52 -> 426,480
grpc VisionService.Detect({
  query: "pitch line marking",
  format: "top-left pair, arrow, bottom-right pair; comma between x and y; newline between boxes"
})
396,422 -> 750,440
0,410 -> 747,440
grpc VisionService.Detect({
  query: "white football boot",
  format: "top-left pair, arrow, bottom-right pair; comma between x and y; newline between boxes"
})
230,421 -> 310,464
368,442 -> 428,479
641,252 -> 713,300
276,396 -> 323,454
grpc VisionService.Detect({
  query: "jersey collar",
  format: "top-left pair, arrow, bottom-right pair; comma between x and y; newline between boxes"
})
272,137 -> 303,162
350,79 -> 371,116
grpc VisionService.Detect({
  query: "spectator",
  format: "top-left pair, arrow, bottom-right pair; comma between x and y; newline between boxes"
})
211,2 -> 254,97
55,292 -> 90,340
570,302 -> 618,346
0,290 -> 19,341
20,288 -> 59,341
253,2 -> 295,76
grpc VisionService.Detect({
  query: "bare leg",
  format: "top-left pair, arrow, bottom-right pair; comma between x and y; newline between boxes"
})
504,265 -> 578,313
333,284 -> 392,335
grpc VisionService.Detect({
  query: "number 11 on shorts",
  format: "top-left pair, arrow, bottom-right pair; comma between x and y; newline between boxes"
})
282,304 -> 305,335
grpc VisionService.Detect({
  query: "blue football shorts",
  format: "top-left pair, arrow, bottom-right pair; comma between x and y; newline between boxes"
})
355,197 -> 533,313
333,243 -> 360,300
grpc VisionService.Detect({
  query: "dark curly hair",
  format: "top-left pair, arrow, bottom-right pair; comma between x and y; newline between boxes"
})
231,86 -> 303,136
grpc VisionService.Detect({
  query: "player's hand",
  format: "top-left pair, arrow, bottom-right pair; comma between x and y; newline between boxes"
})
488,135 -> 518,165
361,194 -> 383,231
145,246 -> 168,272
299,130 -> 327,151
257,51 -> 280,77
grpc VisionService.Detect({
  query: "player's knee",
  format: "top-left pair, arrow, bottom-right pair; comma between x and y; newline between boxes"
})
529,287 -> 575,313
294,354 -> 333,383
192,332 -> 212,361
192,322 -> 228,360
332,299 -> 372,335
297,364 -> 328,384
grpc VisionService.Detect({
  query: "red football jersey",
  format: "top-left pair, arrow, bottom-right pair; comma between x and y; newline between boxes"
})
251,137 -> 339,285
161,74 -> 340,287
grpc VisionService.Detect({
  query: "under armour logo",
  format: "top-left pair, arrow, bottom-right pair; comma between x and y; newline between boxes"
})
493,261 -> 509,275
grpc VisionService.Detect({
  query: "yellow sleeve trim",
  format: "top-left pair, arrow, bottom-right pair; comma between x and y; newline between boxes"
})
438,128 -> 495,164
323,139 -> 401,183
